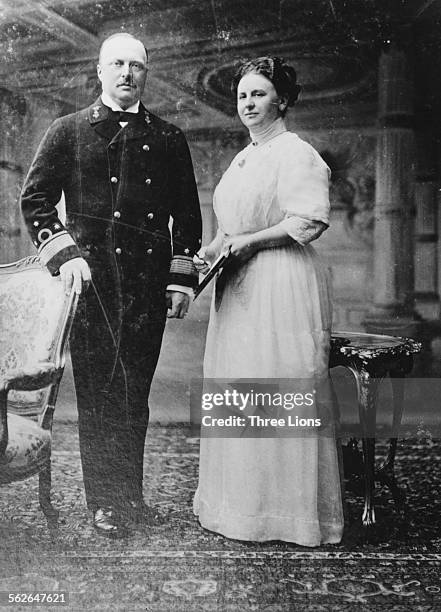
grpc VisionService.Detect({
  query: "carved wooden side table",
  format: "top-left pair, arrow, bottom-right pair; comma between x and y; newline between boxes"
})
330,331 -> 422,528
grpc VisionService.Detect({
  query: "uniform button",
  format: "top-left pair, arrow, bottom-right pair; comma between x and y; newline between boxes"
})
113,211 -> 121,218
111,176 -> 118,183
33,221 -> 39,227
115,247 -> 122,255
147,212 -> 154,220
143,144 -> 150,151
147,248 -> 153,255
145,178 -> 152,185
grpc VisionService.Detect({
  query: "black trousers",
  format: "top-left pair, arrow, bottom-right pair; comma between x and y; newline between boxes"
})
70,284 -> 166,510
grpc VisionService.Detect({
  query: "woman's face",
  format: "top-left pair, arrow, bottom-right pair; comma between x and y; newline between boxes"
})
237,72 -> 280,131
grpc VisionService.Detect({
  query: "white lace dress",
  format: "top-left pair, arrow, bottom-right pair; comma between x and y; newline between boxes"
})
193,124 -> 344,546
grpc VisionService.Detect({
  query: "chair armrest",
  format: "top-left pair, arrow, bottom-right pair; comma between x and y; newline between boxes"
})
1,363 -> 61,393
0,363 -> 61,457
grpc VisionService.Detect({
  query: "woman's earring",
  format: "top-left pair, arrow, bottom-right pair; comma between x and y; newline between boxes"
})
278,98 -> 288,113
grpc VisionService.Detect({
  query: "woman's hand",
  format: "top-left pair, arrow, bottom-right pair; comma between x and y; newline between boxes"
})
223,234 -> 258,266
223,225 -> 293,266
193,248 -> 211,274
193,237 -> 225,275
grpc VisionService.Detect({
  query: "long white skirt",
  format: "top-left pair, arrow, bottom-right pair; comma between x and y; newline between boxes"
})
193,243 -> 344,546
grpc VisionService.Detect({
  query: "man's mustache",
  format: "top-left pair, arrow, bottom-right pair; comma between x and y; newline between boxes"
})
117,79 -> 135,87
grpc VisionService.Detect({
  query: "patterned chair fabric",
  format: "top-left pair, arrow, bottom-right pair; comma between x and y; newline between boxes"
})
0,413 -> 51,485
0,256 -> 78,525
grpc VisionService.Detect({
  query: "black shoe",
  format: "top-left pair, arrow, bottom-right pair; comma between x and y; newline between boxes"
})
93,507 -> 128,538
124,499 -> 166,526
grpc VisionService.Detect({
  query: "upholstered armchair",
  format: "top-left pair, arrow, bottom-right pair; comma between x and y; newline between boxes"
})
0,256 -> 78,527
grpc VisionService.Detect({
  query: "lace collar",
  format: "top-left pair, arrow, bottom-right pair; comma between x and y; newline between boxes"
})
249,117 -> 287,147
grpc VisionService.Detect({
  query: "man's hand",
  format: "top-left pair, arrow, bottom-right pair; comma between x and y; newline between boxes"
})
166,290 -> 190,319
59,257 -> 91,295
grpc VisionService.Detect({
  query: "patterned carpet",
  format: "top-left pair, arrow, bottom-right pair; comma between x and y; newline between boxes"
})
0,424 -> 440,611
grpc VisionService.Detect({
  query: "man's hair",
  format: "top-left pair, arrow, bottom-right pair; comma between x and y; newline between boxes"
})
98,33 -> 149,64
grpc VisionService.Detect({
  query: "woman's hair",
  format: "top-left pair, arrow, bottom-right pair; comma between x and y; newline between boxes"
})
231,56 -> 301,115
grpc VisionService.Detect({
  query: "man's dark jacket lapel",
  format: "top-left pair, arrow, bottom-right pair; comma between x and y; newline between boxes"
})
87,97 -> 154,144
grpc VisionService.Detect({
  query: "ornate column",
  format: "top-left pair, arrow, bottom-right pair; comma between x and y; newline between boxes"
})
435,145 -> 441,322
364,44 -> 420,337
414,134 -> 439,319
0,89 -> 26,263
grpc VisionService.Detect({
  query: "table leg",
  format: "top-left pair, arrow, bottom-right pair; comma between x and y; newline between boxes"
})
376,370 -> 407,509
350,367 -> 382,527
360,437 -> 376,526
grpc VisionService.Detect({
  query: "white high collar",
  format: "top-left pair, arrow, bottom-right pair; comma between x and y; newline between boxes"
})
101,92 -> 140,114
248,117 -> 287,147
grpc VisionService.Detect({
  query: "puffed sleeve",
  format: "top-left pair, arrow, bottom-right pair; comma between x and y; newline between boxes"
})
277,139 -> 331,245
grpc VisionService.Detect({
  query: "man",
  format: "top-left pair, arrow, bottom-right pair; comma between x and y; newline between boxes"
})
21,33 -> 202,537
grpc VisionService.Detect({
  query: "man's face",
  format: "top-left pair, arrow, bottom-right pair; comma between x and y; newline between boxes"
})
97,37 -> 147,109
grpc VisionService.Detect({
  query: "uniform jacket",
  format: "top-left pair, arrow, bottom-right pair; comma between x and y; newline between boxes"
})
20,99 -> 202,509
21,98 -> 202,307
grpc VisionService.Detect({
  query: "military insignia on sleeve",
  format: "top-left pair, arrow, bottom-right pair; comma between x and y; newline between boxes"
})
38,228 -> 53,243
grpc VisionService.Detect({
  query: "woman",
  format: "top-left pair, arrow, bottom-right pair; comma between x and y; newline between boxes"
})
193,57 -> 344,546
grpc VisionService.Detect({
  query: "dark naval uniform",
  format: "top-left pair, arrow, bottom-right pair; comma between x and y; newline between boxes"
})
21,98 -> 202,510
